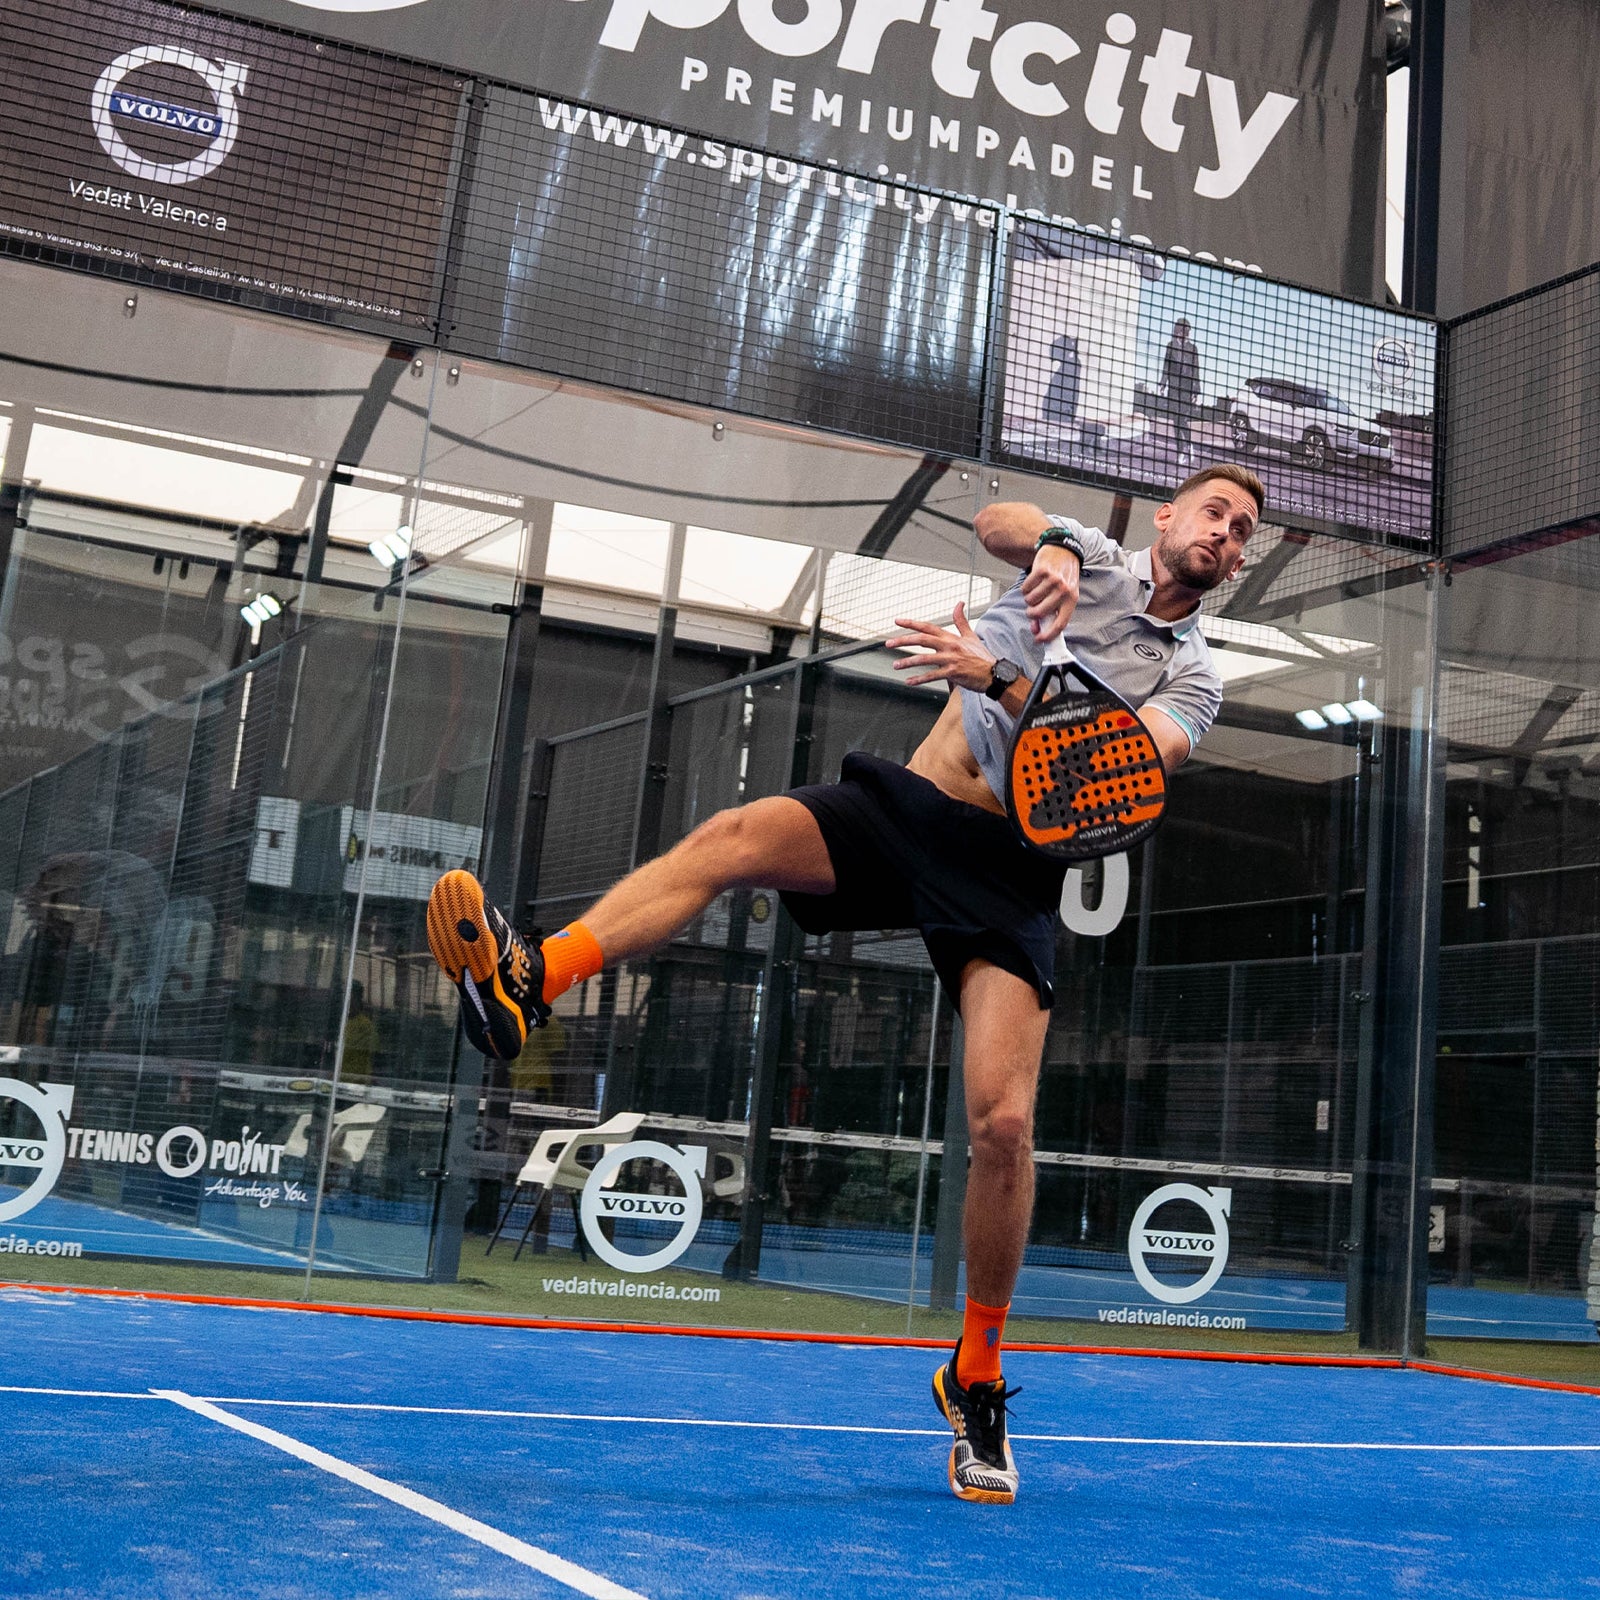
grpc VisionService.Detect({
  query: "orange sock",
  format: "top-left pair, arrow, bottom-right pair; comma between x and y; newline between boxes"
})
957,1294 -> 1009,1386
539,922 -> 604,1004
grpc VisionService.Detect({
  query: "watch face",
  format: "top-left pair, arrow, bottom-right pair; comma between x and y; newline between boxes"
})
989,659 -> 1020,696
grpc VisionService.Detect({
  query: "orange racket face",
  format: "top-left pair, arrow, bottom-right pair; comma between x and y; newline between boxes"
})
1006,690 -> 1167,859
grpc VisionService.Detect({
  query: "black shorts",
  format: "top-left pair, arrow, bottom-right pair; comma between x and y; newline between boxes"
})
779,752 -> 1067,1010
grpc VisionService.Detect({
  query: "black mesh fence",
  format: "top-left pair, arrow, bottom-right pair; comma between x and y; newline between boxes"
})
0,653 -> 281,1064
531,716 -> 649,915
1443,263 -> 1600,561
440,86 -> 998,460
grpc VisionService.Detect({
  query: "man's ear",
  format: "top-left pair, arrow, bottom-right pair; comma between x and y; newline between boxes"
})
1153,501 -> 1175,533
1225,556 -> 1246,581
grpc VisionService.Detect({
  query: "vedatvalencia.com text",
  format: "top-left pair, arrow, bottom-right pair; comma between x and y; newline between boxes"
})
0,1235 -> 85,1257
542,1275 -> 721,1302
1098,1307 -> 1245,1330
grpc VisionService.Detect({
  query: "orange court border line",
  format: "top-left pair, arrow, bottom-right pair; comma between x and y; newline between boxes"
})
9,1279 -> 1598,1394
3,1277 -> 1399,1367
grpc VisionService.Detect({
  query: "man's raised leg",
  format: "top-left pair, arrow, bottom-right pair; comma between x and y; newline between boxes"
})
427,797 -> 834,1059
932,958 -> 1050,1504
579,796 -> 833,961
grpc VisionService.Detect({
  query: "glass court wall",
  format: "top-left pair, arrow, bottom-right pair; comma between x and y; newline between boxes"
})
0,273 -> 1459,1350
0,0 -> 1593,1368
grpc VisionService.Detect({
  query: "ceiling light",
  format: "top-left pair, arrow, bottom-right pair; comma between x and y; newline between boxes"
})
1295,708 -> 1329,730
1346,698 -> 1383,721
369,525 -> 413,567
1320,702 -> 1354,725
240,593 -> 284,628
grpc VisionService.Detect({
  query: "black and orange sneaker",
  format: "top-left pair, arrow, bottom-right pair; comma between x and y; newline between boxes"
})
426,870 -> 548,1059
932,1341 -> 1021,1504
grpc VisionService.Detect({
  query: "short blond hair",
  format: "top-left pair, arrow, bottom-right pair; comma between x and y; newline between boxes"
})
1174,462 -> 1265,517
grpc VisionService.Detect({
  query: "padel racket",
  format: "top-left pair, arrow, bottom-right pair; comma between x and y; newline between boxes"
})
1004,639 -> 1167,860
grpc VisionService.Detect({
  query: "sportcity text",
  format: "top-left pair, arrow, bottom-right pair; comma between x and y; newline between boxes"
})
602,0 -> 1300,206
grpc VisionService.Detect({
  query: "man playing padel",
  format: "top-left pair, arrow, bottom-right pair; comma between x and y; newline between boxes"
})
426,463 -> 1261,1504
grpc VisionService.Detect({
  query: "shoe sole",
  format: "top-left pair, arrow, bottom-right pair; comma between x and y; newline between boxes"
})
932,1365 -> 1016,1506
427,870 -> 501,984
427,870 -> 528,1058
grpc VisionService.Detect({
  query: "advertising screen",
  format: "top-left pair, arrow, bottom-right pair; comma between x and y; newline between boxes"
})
0,0 -> 464,329
999,225 -> 1438,543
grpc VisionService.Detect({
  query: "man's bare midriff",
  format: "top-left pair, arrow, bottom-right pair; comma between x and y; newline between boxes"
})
905,692 -> 1006,816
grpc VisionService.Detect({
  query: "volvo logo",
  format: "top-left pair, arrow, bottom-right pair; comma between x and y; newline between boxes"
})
1371,338 -> 1414,392
1128,1183 -> 1232,1305
0,1080 -> 75,1224
91,46 -> 249,187
579,1140 -> 706,1273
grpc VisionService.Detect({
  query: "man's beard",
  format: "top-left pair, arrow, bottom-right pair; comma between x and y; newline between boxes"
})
1162,541 -> 1227,592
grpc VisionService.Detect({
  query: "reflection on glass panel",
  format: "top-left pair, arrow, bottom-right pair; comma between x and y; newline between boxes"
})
680,526 -> 813,614
26,421 -> 307,524
0,258 -> 450,1285
1432,534 -> 1600,1343
548,503 -> 670,597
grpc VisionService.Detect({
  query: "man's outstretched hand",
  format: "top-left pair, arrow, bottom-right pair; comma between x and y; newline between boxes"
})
887,602 -> 997,690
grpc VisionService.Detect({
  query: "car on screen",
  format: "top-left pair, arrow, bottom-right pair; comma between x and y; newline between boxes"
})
1226,378 -> 1393,472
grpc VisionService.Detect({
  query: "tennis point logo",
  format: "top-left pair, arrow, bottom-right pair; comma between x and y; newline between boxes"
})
0,1079 -> 296,1223
579,1140 -> 706,1273
1128,1182 -> 1231,1305
90,45 -> 249,187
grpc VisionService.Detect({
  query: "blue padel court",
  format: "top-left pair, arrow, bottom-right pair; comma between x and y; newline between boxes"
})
5,1288 -> 1600,1599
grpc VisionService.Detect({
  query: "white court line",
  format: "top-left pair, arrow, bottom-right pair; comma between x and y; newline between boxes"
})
213,1395 -> 946,1438
206,1395 -> 1600,1452
0,1384 -> 158,1400
153,1390 -> 649,1600
6,1382 -> 1597,1455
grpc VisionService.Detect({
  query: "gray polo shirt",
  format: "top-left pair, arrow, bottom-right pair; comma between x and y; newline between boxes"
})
960,517 -> 1224,803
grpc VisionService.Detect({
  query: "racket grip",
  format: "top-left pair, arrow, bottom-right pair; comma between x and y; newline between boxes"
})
1041,636 -> 1073,667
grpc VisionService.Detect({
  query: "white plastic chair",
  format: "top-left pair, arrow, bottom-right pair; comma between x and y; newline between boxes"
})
487,1111 -> 646,1261
281,1103 -> 387,1165
708,1148 -> 746,1202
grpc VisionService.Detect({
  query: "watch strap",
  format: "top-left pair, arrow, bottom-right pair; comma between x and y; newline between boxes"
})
984,658 -> 1021,701
1035,520 -> 1087,566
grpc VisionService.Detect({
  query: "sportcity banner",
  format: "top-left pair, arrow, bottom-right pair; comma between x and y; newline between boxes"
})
0,0 -> 465,327
214,0 -> 1385,297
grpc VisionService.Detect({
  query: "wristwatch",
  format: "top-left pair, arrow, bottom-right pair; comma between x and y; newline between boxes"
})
984,658 -> 1021,701
1035,521 -> 1087,566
